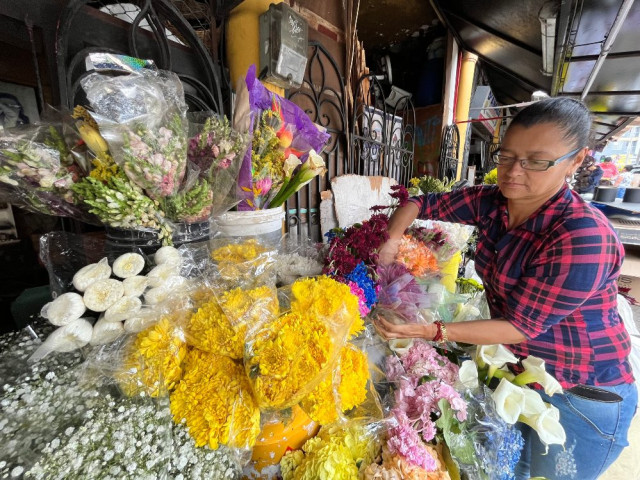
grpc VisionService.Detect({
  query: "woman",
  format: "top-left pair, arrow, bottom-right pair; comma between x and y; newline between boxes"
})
573,155 -> 603,194
376,97 -> 637,480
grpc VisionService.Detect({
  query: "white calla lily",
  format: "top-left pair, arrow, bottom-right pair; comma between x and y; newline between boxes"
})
492,377 -> 526,424
520,403 -> 566,448
521,388 -> 547,416
458,360 -> 480,390
514,356 -> 563,396
388,338 -> 414,356
476,344 -> 518,380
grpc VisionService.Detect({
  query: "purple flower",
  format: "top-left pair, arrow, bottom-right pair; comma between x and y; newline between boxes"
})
387,415 -> 438,470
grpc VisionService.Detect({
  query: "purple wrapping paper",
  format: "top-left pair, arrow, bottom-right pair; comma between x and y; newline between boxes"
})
237,65 -> 330,210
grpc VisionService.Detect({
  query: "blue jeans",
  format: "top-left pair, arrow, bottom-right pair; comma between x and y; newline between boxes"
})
515,383 -> 638,480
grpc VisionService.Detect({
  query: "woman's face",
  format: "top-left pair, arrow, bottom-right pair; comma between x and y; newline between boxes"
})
497,122 -> 586,203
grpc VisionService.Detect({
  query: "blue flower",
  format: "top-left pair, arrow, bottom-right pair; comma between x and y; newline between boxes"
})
345,261 -> 377,309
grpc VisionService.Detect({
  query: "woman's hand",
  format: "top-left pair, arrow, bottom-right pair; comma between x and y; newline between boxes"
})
377,238 -> 401,266
374,316 -> 434,340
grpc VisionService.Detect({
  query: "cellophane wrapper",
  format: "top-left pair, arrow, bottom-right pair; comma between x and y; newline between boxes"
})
82,68 -> 188,200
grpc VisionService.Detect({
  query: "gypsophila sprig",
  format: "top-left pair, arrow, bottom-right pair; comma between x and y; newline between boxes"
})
26,394 -> 172,480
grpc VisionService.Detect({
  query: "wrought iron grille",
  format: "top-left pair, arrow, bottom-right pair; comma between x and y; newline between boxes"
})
438,123 -> 459,180
286,41 -> 348,243
56,0 -> 224,115
350,74 -> 415,186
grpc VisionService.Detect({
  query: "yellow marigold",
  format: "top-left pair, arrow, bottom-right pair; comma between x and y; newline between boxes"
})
290,276 -> 363,338
247,311 -> 334,409
117,316 -> 187,397
187,286 -> 278,359
301,344 -> 370,425
170,349 -> 261,450
210,239 -> 275,285
281,423 -> 382,480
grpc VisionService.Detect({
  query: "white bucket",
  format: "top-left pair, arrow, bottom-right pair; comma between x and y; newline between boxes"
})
214,206 -> 285,237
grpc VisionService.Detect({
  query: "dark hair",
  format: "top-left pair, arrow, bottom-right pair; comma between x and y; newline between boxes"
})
509,97 -> 591,150
604,156 -> 613,162
624,165 -> 633,172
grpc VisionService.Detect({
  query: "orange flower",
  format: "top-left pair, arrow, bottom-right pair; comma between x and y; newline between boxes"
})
397,235 -> 439,278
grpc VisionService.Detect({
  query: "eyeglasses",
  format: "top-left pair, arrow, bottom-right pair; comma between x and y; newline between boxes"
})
492,147 -> 582,171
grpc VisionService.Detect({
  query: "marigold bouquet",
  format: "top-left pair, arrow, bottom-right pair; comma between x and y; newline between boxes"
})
245,276 -> 362,410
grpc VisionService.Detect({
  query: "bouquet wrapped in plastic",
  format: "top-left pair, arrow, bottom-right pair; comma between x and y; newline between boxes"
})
233,65 -> 330,210
244,275 -> 363,411
0,120 -> 90,218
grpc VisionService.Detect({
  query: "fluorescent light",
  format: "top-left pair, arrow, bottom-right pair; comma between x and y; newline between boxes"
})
539,3 -> 557,76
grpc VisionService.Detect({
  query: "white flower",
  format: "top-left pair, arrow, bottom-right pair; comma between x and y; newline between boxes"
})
388,338 -> 414,356
112,253 -> 146,279
514,356 -> 563,396
104,296 -> 142,322
520,403 -> 566,448
90,318 -> 124,346
520,387 -> 547,416
29,319 -> 94,362
458,359 -> 480,390
83,279 -> 124,312
40,293 -> 86,326
491,377 -> 526,424
122,276 -> 148,298
72,258 -> 112,292
146,264 -> 180,288
476,344 -> 518,369
153,246 -> 182,268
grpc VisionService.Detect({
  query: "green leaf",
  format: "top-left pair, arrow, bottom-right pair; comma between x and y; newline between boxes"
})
436,399 -> 476,466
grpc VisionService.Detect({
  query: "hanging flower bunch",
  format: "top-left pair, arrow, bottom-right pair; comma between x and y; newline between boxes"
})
245,276 -> 362,410
384,340 -> 466,472
170,349 -> 261,450
300,342 -> 370,425
116,316 -> 188,397
186,285 -> 279,359
280,422 -> 383,480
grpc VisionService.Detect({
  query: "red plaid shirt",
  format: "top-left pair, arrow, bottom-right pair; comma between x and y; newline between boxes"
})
410,184 -> 634,388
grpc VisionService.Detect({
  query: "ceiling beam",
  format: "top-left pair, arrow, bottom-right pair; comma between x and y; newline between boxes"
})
569,50 -> 640,62
597,116 -> 635,142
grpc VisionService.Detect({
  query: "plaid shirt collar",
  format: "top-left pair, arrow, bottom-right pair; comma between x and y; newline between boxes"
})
497,184 -> 571,233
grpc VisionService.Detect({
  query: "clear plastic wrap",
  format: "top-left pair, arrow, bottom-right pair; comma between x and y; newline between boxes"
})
233,65 -> 330,210
272,234 -> 323,286
81,68 -> 188,200
279,419 -> 386,480
0,121 -> 92,219
410,220 -> 475,263
209,237 -> 278,289
374,263 -> 439,324
244,275 -> 363,411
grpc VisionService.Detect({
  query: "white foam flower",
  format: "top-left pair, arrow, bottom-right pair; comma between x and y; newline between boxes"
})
492,377 -> 526,424
90,317 -> 124,345
103,296 -> 142,322
122,275 -> 148,298
83,279 -> 124,312
458,359 -> 480,390
154,245 -> 182,268
146,264 -> 180,288
520,403 -> 566,448
29,318 -> 93,362
144,286 -> 172,305
514,356 -> 564,396
112,253 -> 145,279
40,292 -> 86,326
72,257 -> 112,292
124,312 -> 159,333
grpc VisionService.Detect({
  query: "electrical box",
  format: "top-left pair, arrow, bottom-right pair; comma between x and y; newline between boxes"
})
259,3 -> 308,89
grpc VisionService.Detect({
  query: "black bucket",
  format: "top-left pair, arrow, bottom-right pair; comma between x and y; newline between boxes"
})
593,186 -> 618,203
105,221 -> 211,261
623,187 -> 640,203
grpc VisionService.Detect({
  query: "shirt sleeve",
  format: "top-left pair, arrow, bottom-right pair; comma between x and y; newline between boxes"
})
408,185 -> 495,226
503,217 -> 623,338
